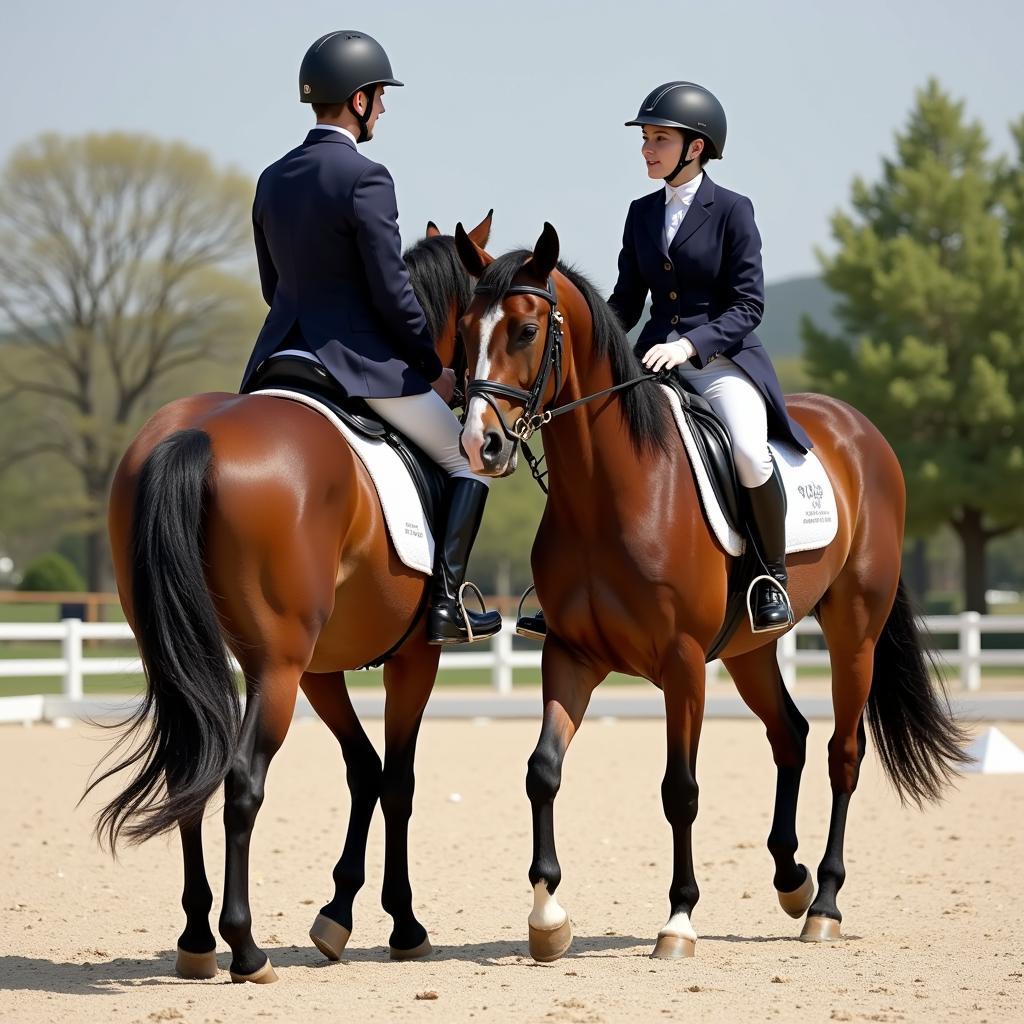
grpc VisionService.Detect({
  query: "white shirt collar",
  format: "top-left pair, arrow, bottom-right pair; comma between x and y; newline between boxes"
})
664,171 -> 704,205
314,123 -> 358,146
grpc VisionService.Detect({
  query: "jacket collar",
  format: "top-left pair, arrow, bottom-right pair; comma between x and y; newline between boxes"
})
643,173 -> 716,256
304,127 -> 357,148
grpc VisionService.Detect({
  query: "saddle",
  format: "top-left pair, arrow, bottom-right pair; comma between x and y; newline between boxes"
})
660,374 -> 769,663
245,356 -> 448,535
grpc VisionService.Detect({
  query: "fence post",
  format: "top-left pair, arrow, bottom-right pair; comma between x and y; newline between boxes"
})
780,628 -> 797,691
62,617 -> 84,701
959,611 -> 982,692
492,622 -> 513,695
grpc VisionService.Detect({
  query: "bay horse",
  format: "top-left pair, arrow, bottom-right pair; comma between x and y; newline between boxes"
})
454,222 -> 968,961
86,213 -> 493,984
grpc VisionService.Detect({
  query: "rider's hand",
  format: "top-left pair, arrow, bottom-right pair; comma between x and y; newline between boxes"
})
642,339 -> 696,373
431,368 -> 457,404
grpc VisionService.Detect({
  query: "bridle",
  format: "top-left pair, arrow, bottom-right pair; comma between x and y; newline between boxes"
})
463,274 -> 662,492
464,278 -> 566,446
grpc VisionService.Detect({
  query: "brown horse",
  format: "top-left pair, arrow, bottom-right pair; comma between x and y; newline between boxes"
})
454,222 -> 968,961
87,214 -> 493,984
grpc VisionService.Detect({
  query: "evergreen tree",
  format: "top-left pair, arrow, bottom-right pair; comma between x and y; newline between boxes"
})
803,80 -> 1024,612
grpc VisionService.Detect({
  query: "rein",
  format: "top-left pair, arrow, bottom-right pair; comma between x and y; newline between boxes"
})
464,276 -> 663,493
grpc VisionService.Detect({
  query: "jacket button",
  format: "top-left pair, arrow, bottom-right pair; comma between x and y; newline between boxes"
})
670,315 -> 679,325
664,261 -> 672,271
669,291 -> 678,300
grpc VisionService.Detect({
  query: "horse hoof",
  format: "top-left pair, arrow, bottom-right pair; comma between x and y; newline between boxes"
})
651,934 -> 696,959
800,915 -> 842,942
777,866 -> 815,919
309,914 -> 351,961
389,937 -> 433,961
229,957 -> 279,984
529,918 -> 573,963
175,945 -> 218,979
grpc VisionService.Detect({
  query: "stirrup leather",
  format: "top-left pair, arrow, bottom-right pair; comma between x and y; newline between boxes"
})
745,573 -> 794,634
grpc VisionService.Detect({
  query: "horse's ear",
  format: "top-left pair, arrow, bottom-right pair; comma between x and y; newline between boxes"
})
455,222 -> 492,277
425,221 -> 442,238
467,209 -> 493,248
522,222 -> 559,282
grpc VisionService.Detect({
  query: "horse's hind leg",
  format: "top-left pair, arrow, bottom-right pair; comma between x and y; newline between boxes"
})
218,661 -> 302,983
173,814 -> 219,978
379,634 -> 442,959
802,563 -> 897,941
302,670 -> 383,960
723,640 -> 813,919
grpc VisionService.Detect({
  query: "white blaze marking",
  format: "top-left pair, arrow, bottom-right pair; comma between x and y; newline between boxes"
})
463,306 -> 504,473
658,910 -> 697,941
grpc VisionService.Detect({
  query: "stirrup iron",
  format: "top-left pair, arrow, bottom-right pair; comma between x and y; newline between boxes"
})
745,573 -> 794,634
515,585 -> 546,641
457,581 -> 488,644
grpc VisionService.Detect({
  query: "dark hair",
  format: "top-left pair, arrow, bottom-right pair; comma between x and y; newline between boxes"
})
404,232 -> 472,384
404,234 -> 473,341
685,131 -> 713,167
311,101 -> 347,119
475,251 -> 669,455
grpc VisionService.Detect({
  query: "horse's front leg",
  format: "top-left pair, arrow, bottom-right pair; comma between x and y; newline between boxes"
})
379,634 -> 441,959
652,638 -> 707,959
527,636 -> 607,962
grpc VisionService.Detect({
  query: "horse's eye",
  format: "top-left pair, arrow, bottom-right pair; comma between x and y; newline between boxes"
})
521,325 -> 539,342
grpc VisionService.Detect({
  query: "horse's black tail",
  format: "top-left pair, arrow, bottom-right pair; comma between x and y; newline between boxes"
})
866,578 -> 971,807
86,428 -> 240,850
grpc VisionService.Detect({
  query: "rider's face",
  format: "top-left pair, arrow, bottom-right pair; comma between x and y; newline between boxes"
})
362,86 -> 386,138
641,126 -> 688,180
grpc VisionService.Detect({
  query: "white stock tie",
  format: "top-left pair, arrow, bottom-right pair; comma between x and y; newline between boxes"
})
664,193 -> 686,250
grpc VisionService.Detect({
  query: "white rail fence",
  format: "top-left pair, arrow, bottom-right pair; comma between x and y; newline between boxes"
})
0,613 -> 1021,706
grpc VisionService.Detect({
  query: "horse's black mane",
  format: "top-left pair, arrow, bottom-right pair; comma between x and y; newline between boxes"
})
404,233 -> 471,384
475,250 -> 669,453
404,234 -> 472,341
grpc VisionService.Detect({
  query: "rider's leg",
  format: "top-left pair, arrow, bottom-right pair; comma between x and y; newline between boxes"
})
680,359 -> 792,632
364,390 -> 502,644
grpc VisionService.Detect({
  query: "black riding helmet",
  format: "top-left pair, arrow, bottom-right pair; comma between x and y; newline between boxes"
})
299,31 -> 403,143
626,82 -> 727,180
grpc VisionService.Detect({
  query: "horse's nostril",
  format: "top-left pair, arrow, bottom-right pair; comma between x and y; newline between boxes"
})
483,431 -> 503,458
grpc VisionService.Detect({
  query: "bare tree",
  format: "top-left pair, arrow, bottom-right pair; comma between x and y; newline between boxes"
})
0,132 -> 259,589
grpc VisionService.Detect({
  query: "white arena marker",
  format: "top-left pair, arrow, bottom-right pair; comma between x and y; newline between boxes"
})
962,726 -> 1024,774
447,793 -> 463,804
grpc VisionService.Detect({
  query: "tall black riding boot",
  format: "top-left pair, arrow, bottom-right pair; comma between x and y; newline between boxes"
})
745,466 -> 794,633
427,479 -> 503,645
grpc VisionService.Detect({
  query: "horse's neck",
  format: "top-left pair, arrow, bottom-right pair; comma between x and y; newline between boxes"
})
542,348 -> 661,522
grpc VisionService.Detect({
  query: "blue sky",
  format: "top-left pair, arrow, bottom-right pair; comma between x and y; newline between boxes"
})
3,0 -> 1022,289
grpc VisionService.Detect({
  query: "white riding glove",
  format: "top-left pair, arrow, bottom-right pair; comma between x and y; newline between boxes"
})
642,338 -> 697,373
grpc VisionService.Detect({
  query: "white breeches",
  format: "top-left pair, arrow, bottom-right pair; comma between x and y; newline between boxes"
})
677,356 -> 774,488
365,390 -> 487,484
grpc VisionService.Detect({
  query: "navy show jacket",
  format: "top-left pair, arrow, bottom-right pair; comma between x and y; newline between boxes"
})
608,174 -> 812,452
240,128 -> 442,397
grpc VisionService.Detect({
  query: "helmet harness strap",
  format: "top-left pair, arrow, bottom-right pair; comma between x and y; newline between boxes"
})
348,83 -> 378,143
664,130 -> 699,183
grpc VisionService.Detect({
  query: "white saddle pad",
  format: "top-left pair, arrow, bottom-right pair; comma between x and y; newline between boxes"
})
253,389 -> 434,575
662,384 -> 839,557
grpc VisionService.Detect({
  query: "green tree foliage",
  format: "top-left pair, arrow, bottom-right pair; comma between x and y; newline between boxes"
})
0,133 -> 263,589
19,552 -> 86,592
802,80 -> 1024,612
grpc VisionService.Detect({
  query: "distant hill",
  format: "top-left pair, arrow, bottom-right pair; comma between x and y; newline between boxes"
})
761,275 -> 839,357
625,275 -> 839,361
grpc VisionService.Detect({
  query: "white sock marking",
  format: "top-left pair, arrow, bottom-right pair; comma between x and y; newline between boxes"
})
658,910 -> 697,941
528,881 -> 567,930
